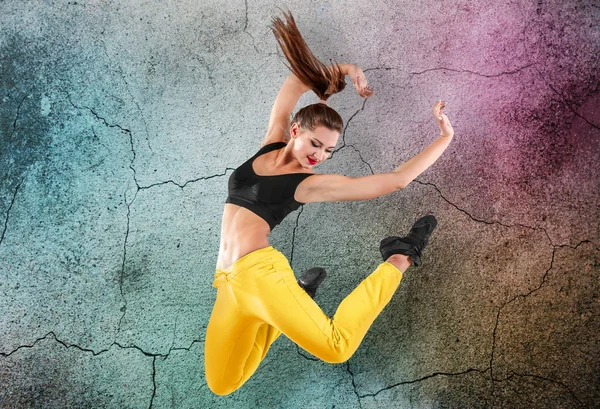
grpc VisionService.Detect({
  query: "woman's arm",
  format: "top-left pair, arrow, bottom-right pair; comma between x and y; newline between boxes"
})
296,101 -> 454,203
392,102 -> 453,188
263,74 -> 311,146
263,64 -> 372,146
338,64 -> 374,98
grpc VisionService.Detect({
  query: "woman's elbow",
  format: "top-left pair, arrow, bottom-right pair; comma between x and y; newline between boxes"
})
374,181 -> 405,199
395,179 -> 409,191
387,172 -> 408,191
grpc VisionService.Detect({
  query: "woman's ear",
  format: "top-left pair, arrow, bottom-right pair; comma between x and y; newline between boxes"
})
290,123 -> 299,139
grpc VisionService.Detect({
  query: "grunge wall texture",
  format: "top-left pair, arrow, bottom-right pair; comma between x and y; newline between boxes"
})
1,1 -> 599,408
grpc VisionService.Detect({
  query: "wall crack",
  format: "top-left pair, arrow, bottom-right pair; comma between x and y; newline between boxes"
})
363,63 -> 537,79
63,91 -> 140,188
168,338 -> 205,354
1,331 -> 162,359
358,367 -> 487,399
346,361 -> 363,409
66,96 -> 132,134
488,239 -> 594,405
409,63 -> 536,78
332,98 -> 368,158
138,168 -> 235,191
100,37 -> 154,152
413,180 -> 554,244
533,66 -> 600,131
0,177 -> 24,248
346,144 -> 374,175
149,356 -> 157,409
9,93 -> 28,139
290,205 -> 304,265
114,189 -> 132,342
489,247 -> 557,388
496,372 -> 584,407
241,0 -> 263,54
243,0 -> 248,31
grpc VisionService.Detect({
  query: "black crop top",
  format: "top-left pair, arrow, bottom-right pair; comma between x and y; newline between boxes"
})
226,142 -> 315,230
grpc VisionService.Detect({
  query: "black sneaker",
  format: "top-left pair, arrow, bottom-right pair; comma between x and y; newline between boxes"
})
298,267 -> 327,298
380,215 -> 438,267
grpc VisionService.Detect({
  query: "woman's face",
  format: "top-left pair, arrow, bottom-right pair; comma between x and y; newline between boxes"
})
291,123 -> 340,169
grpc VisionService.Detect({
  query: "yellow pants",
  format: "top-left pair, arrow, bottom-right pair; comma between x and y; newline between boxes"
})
204,246 -> 403,396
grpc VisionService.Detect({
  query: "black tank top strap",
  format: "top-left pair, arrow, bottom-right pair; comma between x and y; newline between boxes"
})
255,141 -> 287,157
226,140 -> 310,230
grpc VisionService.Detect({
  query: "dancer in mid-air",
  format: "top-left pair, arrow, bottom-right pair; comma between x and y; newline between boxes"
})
205,11 -> 454,395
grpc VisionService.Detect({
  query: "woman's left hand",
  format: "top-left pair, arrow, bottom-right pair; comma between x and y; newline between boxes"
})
349,65 -> 374,98
433,100 -> 454,138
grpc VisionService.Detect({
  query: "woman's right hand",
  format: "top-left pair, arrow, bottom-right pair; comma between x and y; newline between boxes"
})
347,64 -> 374,98
433,100 -> 454,138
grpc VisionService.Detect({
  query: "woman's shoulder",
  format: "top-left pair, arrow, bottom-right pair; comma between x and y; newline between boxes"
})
259,141 -> 287,151
294,173 -> 345,203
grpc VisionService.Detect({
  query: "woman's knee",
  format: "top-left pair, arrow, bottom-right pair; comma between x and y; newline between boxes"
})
317,345 -> 355,364
206,375 -> 238,396
205,358 -> 238,396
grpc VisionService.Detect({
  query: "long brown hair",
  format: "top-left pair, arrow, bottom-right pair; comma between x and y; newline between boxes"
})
270,10 -> 344,132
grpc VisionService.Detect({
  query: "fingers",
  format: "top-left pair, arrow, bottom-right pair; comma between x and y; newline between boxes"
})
360,87 -> 374,98
433,100 -> 447,120
354,73 -> 374,98
359,89 -> 373,98
433,100 -> 454,137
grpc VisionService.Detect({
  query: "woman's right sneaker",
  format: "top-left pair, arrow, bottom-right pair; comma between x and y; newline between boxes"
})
379,215 -> 438,267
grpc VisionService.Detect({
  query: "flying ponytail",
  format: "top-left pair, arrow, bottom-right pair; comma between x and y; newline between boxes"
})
270,10 -> 346,102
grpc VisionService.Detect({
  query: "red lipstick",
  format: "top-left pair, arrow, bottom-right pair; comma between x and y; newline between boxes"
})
307,157 -> 317,165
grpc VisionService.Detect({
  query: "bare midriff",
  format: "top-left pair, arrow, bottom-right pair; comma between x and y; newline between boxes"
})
216,144 -> 316,271
215,203 -> 273,271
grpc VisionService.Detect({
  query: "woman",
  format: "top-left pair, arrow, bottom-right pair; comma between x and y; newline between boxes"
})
205,11 -> 454,396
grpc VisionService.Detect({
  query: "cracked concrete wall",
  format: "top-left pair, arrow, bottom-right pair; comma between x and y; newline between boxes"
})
0,0 -> 598,408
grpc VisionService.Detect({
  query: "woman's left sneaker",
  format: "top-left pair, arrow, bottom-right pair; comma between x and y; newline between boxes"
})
298,267 -> 327,298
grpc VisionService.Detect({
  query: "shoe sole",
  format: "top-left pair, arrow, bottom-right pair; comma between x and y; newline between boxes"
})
298,267 -> 327,288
